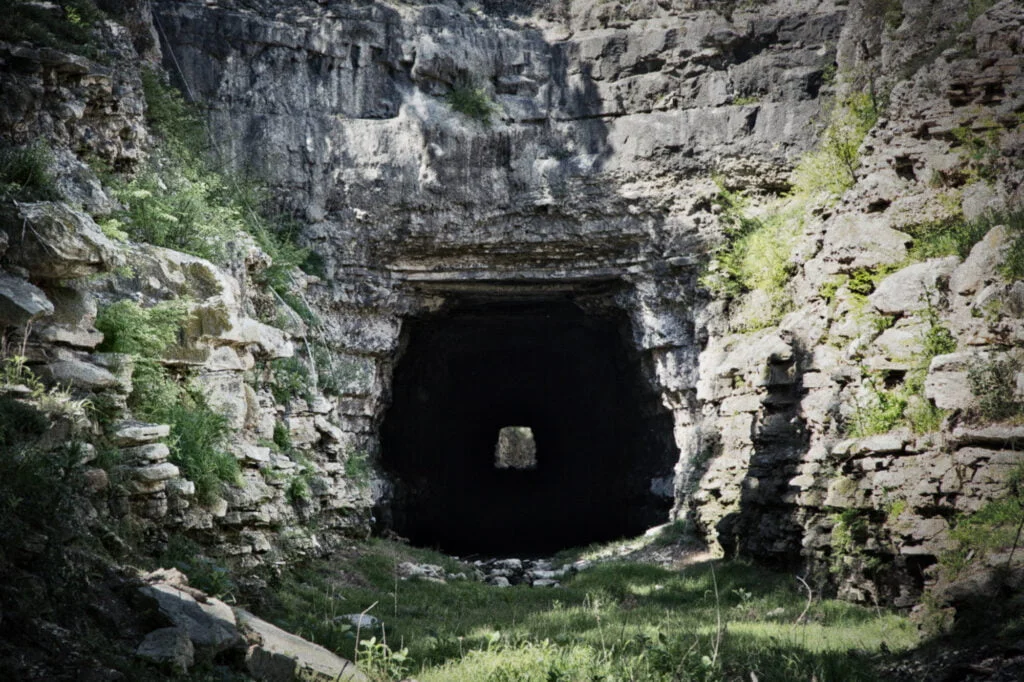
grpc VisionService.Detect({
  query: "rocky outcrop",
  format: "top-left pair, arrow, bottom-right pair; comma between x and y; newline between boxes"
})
0,0 -> 1021,621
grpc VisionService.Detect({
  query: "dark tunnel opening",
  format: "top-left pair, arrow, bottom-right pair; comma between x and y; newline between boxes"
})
379,296 -> 677,556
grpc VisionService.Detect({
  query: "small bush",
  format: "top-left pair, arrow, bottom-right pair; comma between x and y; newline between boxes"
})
95,299 -> 190,357
161,536 -> 237,600
942,465 -> 1023,577
0,142 -> 59,201
140,68 -> 208,161
446,83 -> 496,123
344,449 -> 371,489
905,214 -> 987,261
848,375 -> 909,437
967,356 -> 1023,422
700,185 -> 800,310
273,420 -> 293,452
163,387 -> 239,505
0,395 -> 49,450
270,356 -> 311,405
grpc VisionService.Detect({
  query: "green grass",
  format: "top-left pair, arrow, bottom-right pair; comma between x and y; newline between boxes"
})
791,92 -> 878,200
254,539 -> 917,682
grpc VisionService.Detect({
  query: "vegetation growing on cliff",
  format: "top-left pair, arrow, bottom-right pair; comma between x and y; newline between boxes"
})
96,299 -> 241,503
0,0 -> 106,59
0,142 -> 59,201
446,80 -> 497,123
703,93 -> 880,329
792,93 -> 878,199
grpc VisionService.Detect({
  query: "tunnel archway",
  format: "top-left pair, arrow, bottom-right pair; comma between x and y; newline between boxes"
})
379,294 -> 677,555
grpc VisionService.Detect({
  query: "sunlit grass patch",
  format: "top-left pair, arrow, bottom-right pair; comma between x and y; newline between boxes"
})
254,540 -> 918,682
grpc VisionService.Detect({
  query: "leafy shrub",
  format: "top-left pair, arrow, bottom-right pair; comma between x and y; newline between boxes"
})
273,420 -> 293,452
446,83 -> 496,123
270,356 -> 311,405
140,69 -> 208,162
161,536 -> 237,600
967,356 -> 1023,422
96,299 -> 239,502
0,142 -> 58,201
344,449 -> 372,489
848,374 -> 909,438
95,299 -> 189,357
791,93 -> 878,199
163,387 -> 239,505
0,395 -> 49,451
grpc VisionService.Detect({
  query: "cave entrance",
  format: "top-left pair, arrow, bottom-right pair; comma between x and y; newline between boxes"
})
380,294 -> 676,555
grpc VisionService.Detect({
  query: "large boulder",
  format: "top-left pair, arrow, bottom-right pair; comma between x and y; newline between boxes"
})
34,286 -> 104,349
135,627 -> 194,673
235,609 -> 368,682
0,270 -> 53,325
1,202 -> 119,279
138,583 -> 243,655
869,257 -> 959,315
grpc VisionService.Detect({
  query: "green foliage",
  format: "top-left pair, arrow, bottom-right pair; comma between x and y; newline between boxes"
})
829,509 -> 871,571
0,0 -> 106,59
994,207 -> 1024,281
0,401 -> 86,571
0,142 -> 59,201
270,356 -> 312,405
847,303 -> 954,437
700,185 -> 800,319
286,474 -> 311,504
127,359 -> 181,419
942,464 -> 1024,577
968,0 -> 998,21
358,636 -> 411,681
446,82 -> 497,123
273,420 -> 293,452
118,68 -> 313,282
95,299 -> 189,357
344,449 -> 372,489
905,214 -> 986,261
1,354 -> 91,420
258,541 -> 916,682
0,394 -> 49,450
162,387 -> 239,505
792,93 -> 878,200
848,373 -> 909,438
967,355 -> 1024,422
161,536 -> 237,600
951,122 -> 1002,183
140,69 -> 208,162
96,299 -> 238,503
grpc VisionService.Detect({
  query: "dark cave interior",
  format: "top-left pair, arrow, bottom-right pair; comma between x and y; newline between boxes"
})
379,296 -> 676,556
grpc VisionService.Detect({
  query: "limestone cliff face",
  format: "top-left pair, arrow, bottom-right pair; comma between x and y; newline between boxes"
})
2,0 -> 1022,609
147,0 -> 1024,603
